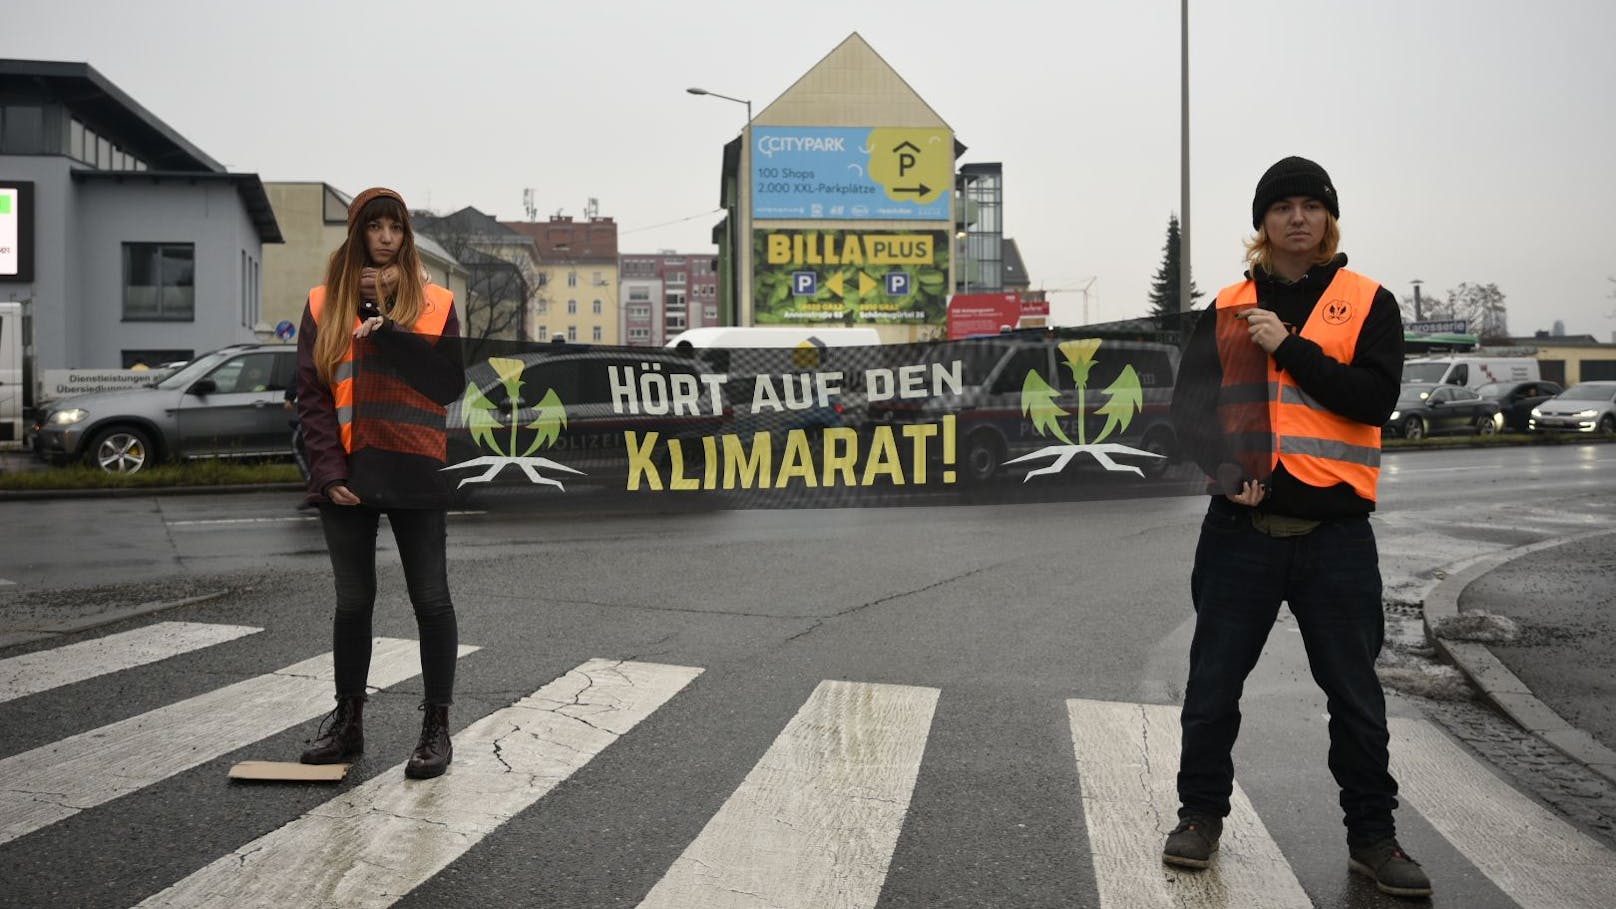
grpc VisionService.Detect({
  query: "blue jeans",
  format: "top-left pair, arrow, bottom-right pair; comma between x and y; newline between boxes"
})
319,504 -> 458,705
1176,497 -> 1397,846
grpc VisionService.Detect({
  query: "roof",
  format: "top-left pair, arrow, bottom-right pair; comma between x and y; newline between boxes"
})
501,217 -> 619,262
0,59 -> 223,172
71,170 -> 282,243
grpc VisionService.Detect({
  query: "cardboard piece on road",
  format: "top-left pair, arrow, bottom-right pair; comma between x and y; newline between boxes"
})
228,761 -> 351,783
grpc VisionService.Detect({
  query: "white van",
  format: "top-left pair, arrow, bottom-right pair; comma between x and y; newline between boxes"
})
1402,356 -> 1539,389
665,326 -> 880,350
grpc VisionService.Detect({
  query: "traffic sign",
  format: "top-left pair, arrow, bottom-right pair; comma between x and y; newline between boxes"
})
274,320 -> 296,341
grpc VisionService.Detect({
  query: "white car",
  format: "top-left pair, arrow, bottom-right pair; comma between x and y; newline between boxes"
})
1528,381 -> 1616,434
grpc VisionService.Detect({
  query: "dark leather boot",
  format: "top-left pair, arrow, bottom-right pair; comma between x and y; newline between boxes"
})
300,695 -> 364,764
405,703 -> 452,779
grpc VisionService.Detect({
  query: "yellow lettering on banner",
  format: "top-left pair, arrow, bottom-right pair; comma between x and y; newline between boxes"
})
626,431 -> 664,491
776,430 -> 818,488
669,439 -> 700,491
723,433 -> 772,489
861,426 -> 905,486
703,436 -> 719,488
767,234 -> 791,265
822,428 -> 859,486
903,423 -> 938,484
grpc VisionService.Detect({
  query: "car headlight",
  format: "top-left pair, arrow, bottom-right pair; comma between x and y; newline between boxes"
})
1530,406 -> 1542,417
49,408 -> 88,425
1574,409 -> 1599,418
1389,410 -> 1401,421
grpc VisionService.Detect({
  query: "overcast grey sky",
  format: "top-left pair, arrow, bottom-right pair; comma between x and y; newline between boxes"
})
7,0 -> 1615,337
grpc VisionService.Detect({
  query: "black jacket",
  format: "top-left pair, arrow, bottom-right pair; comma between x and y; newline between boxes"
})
1170,254 -> 1403,519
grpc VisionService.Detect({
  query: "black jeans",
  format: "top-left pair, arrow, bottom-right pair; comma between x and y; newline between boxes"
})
1176,497 -> 1397,846
319,504 -> 458,705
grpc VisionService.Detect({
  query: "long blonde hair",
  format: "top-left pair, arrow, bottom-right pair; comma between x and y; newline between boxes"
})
314,194 -> 427,385
1243,211 -> 1340,276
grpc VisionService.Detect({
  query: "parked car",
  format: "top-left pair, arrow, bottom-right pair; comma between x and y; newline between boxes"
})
1528,381 -> 1616,434
33,344 -> 297,473
1476,380 -> 1563,433
1384,383 -> 1503,440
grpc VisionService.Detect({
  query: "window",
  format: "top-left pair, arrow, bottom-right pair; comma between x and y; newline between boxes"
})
592,326 -> 603,342
536,326 -> 548,340
70,120 -> 85,162
0,106 -> 46,155
123,243 -> 196,321
705,306 -> 718,320
567,326 -> 578,342
534,300 -> 548,314
97,135 -> 111,169
592,299 -> 602,315
628,287 -> 651,302
567,299 -> 577,314
668,271 -> 686,286
206,353 -> 283,393
568,272 -> 578,287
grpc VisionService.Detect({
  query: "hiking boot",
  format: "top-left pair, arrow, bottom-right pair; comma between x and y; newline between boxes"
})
405,702 -> 452,780
300,695 -> 364,764
1349,838 -> 1433,898
1162,814 -> 1222,869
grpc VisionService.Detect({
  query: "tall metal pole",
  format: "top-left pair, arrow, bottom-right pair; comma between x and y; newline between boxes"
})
1179,0 -> 1192,312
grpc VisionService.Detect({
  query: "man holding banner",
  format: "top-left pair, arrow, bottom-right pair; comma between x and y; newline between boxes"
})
1164,158 -> 1431,898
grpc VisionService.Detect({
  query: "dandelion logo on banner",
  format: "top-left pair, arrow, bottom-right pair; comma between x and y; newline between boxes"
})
441,357 -> 584,490
1007,338 -> 1164,480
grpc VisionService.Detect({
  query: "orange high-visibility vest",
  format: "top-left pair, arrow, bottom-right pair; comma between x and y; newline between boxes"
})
308,284 -> 455,458
1213,269 -> 1383,501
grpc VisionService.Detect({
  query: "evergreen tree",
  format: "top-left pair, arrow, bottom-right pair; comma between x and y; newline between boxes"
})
1147,214 -> 1202,318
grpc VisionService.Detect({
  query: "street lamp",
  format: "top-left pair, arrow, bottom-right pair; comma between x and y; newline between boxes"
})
686,87 -> 751,125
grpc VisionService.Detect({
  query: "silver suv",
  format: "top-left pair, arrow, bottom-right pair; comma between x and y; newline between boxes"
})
33,344 -> 297,473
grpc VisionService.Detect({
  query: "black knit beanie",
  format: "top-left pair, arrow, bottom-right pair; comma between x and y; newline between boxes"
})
1251,157 -> 1338,228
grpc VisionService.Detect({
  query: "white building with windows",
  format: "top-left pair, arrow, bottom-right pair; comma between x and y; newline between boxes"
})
618,251 -> 721,346
0,59 -> 281,370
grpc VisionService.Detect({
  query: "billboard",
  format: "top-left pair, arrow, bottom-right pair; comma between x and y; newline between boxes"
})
0,182 -> 35,283
751,127 -> 952,221
752,228 -> 949,325
947,293 -> 1023,339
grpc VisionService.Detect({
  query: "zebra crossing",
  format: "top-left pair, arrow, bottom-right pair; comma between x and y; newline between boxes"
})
2,620 -> 1614,908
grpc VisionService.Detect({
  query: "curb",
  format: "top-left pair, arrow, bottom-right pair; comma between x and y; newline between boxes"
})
0,482 -> 303,501
1423,529 -> 1616,786
0,590 -> 230,650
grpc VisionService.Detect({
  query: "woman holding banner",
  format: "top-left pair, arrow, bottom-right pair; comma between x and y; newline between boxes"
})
294,187 -> 465,780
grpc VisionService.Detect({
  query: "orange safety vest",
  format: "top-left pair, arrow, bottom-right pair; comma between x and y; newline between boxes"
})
1213,269 -> 1383,501
308,284 -> 455,459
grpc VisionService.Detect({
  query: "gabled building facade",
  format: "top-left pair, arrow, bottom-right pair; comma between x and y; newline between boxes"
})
503,215 -> 620,344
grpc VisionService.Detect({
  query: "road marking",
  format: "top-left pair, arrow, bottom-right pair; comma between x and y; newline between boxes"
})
1066,699 -> 1310,909
0,621 -> 261,704
165,510 -> 485,527
0,637 -> 476,846
138,658 -> 701,909
1390,716 -> 1616,908
637,679 -> 939,909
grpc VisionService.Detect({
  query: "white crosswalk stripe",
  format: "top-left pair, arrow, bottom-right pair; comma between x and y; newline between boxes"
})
6,620 -> 1616,908
637,679 -> 939,909
137,658 -> 701,909
0,637 -> 477,846
1390,716 -> 1616,909
0,621 -> 261,704
1066,698 -> 1312,908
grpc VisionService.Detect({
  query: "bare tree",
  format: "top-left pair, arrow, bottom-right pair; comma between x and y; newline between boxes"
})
1445,282 -> 1510,340
415,208 -> 541,358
